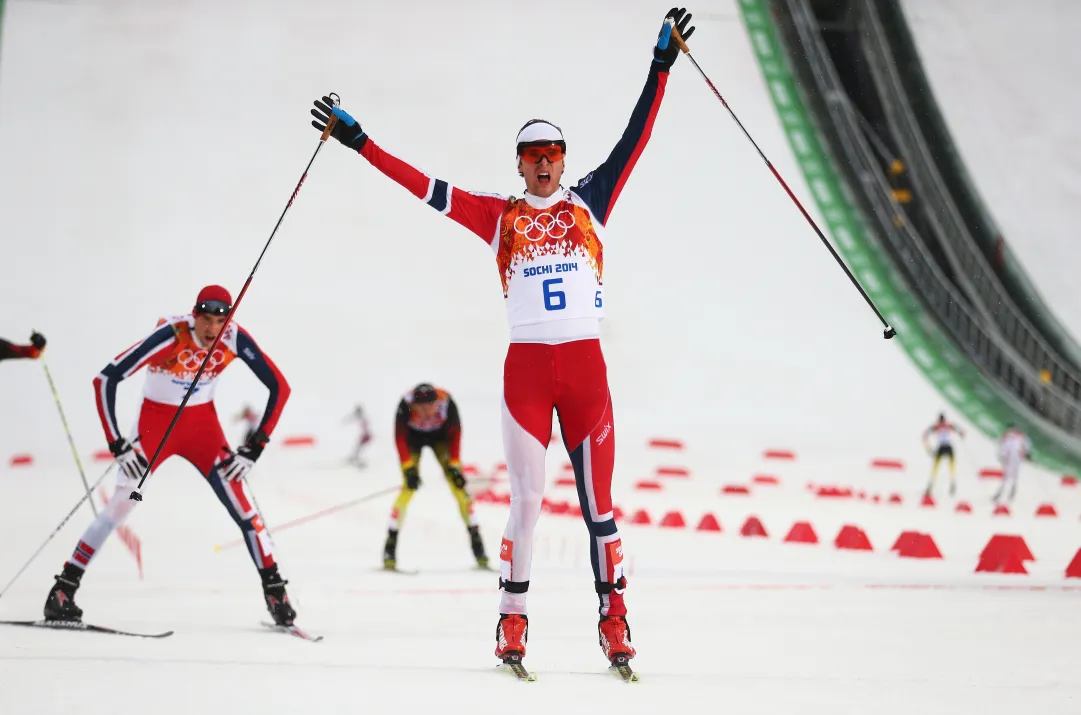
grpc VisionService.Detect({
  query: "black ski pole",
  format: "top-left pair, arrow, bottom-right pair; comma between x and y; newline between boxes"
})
671,27 -> 895,340
128,95 -> 342,501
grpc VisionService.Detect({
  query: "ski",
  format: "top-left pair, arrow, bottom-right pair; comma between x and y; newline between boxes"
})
499,654 -> 537,682
260,621 -> 323,642
0,619 -> 173,639
377,566 -> 419,576
609,655 -> 640,683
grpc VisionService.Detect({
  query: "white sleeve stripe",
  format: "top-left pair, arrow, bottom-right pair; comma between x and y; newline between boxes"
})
96,377 -> 120,442
122,338 -> 176,378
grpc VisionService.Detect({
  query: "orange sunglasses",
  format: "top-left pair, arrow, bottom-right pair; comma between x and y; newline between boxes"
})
519,143 -> 566,163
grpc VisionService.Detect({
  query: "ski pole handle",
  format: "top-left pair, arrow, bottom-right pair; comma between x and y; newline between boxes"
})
320,92 -> 341,142
671,24 -> 691,54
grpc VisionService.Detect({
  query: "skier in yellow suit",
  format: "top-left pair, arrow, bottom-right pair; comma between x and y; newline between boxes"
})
382,383 -> 489,570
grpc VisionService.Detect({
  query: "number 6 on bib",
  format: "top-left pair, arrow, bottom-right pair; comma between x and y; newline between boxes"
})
543,279 -> 566,311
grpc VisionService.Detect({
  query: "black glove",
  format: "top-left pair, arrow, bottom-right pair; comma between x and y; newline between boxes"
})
30,332 -> 46,350
219,429 -> 267,483
311,95 -> 368,151
403,465 -> 421,490
653,7 -> 695,68
109,438 -> 149,481
448,465 -> 466,490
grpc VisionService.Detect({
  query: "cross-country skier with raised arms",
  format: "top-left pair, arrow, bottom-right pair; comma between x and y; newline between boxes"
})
311,7 -> 695,673
42,286 -> 298,628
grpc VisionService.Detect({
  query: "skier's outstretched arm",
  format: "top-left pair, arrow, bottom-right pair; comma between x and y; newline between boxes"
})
572,8 -> 695,225
0,332 -> 46,361
311,99 -> 506,245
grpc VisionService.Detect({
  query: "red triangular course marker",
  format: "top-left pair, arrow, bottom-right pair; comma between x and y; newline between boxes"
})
696,513 -> 722,532
890,530 -> 921,551
659,511 -> 686,528
1065,548 -> 1081,579
740,516 -> 768,538
783,521 -> 818,544
897,533 -> 942,559
835,525 -> 873,551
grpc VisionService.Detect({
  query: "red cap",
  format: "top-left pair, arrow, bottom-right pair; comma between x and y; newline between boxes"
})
196,285 -> 232,305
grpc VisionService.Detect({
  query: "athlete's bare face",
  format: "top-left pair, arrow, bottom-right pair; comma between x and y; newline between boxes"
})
415,402 -> 438,420
519,155 -> 564,198
194,313 -> 227,347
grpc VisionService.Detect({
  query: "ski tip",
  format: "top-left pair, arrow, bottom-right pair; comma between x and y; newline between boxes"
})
260,621 -> 323,642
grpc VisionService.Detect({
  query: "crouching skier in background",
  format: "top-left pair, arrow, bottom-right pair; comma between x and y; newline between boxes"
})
43,286 -> 297,627
383,383 -> 489,571
311,5 -> 696,675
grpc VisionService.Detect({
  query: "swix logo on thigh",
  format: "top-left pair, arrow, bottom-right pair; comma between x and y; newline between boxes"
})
605,539 -> 625,589
596,422 -> 612,446
500,538 -> 514,562
607,539 -> 624,565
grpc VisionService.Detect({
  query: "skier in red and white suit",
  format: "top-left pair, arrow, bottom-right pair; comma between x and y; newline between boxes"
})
42,286 -> 297,627
311,7 -> 696,668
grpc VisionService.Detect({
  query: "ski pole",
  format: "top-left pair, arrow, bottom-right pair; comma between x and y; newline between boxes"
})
0,464 -> 114,600
40,350 -> 98,516
670,27 -> 895,340
214,484 -> 399,552
128,95 -> 341,502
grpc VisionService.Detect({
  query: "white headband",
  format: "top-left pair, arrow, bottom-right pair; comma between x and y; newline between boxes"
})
516,121 -> 564,147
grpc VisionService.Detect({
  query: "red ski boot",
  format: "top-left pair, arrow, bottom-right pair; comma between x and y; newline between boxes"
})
495,613 -> 528,662
495,613 -> 535,680
599,614 -> 636,662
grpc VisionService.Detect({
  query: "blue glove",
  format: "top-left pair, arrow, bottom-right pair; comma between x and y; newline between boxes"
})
311,95 -> 368,151
654,7 -> 695,68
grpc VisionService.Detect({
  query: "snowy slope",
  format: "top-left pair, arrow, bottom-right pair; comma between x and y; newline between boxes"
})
900,0 -> 1081,337
1,1 -> 1078,713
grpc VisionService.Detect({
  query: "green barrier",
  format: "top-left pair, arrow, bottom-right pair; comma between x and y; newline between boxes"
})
736,0 -> 1079,476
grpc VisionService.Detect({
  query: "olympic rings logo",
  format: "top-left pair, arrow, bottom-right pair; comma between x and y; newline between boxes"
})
177,348 -> 225,372
513,210 -> 576,242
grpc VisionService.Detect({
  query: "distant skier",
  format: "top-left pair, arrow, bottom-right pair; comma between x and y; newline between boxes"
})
235,403 -> 260,444
344,403 -> 372,468
383,384 -> 489,571
922,413 -> 965,497
0,332 -> 46,362
994,423 -> 1031,504
42,286 -> 297,627
310,5 -> 696,672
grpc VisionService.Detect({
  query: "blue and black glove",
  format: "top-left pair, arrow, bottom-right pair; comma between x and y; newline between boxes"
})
653,7 -> 695,69
311,95 -> 368,152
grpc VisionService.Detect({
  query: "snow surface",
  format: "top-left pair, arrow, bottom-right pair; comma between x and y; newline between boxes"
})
1,0 -> 1079,712
900,0 -> 1081,337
